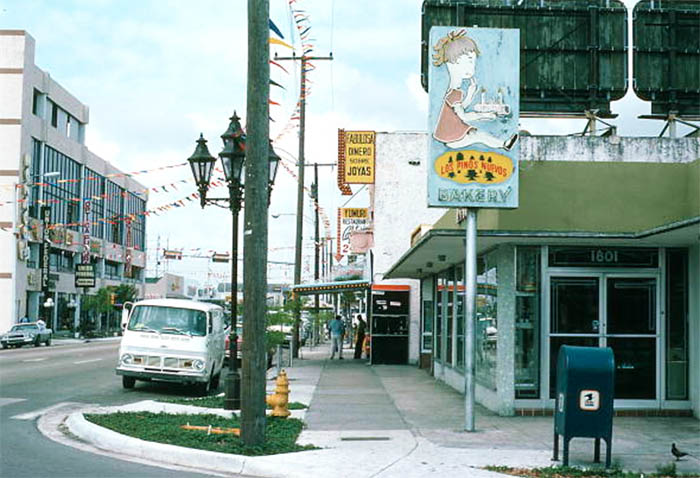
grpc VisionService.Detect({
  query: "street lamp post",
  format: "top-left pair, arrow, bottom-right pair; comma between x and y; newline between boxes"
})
187,112 -> 280,410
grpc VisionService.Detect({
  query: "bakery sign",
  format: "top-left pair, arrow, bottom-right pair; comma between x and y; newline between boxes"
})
427,27 -> 519,209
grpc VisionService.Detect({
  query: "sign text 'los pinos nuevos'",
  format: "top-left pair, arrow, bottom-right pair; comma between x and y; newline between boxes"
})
434,150 -> 513,185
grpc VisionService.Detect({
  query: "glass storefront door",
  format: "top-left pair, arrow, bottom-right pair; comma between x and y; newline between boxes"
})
549,274 -> 659,402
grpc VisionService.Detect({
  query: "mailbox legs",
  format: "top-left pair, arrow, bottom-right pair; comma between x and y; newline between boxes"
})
553,433 -> 612,468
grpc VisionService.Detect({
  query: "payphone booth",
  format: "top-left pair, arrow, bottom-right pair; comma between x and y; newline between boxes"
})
370,284 -> 410,365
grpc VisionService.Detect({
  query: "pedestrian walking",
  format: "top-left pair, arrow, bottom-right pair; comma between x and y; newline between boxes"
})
328,314 -> 345,360
354,314 -> 366,359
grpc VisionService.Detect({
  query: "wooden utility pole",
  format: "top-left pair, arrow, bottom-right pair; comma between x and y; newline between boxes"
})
242,0 -> 270,447
274,51 -> 332,358
313,164 -> 320,344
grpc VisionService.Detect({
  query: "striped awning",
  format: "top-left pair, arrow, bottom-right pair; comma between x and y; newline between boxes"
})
288,279 -> 370,295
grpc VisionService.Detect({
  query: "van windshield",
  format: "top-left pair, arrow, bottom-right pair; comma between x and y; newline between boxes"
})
128,306 -> 207,336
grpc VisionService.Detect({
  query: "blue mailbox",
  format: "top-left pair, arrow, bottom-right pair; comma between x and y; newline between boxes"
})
553,345 -> 615,467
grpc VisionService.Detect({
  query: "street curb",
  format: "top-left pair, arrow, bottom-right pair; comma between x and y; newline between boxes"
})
66,412 -> 249,476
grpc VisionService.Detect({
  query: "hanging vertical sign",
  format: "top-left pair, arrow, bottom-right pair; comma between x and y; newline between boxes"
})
82,200 -> 91,264
343,131 -> 375,184
40,206 -> 51,292
336,207 -> 370,261
427,27 -> 520,209
125,218 -> 133,277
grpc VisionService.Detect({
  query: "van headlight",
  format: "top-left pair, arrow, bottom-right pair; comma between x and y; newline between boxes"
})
120,353 -> 134,365
192,359 -> 205,371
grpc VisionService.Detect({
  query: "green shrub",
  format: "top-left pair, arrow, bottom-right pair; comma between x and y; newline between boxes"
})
85,411 -> 316,456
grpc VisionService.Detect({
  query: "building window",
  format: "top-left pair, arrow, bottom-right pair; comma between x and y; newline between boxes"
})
421,299 -> 433,352
27,243 -> 40,269
104,261 -> 120,280
435,273 -> 448,362
50,101 -> 58,127
445,266 -> 454,366
84,168 -> 105,239
32,89 -> 42,116
104,180 -> 124,244
42,145 -> 81,231
666,248 -> 688,400
475,251 -> 498,391
125,191 -> 146,250
456,265 -> 465,368
49,250 -> 73,273
28,138 -> 42,218
515,246 -> 541,399
66,115 -> 71,138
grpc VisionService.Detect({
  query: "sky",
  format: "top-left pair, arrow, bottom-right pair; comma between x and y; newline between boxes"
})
1,0 -> 693,287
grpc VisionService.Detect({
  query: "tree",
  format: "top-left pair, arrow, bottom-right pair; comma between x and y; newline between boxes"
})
80,285 -> 137,336
113,284 -> 138,305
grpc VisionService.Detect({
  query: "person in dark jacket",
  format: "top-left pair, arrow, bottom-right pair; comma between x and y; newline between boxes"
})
354,315 -> 367,359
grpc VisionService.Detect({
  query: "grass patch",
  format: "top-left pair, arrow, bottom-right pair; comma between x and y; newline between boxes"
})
160,395 -> 308,410
485,465 -> 694,478
85,411 -> 317,456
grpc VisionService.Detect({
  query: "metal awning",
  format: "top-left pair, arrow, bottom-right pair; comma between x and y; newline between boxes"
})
384,217 -> 700,280
288,279 -> 370,296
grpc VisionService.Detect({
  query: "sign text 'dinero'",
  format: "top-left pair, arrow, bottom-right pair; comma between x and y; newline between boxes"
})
343,131 -> 375,184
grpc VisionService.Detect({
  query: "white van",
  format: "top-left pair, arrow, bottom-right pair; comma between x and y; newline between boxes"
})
116,299 -> 225,394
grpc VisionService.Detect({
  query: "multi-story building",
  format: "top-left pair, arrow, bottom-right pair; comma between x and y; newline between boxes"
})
0,30 -> 147,334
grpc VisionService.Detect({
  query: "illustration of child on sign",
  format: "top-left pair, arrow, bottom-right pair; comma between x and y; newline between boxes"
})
432,29 -> 518,151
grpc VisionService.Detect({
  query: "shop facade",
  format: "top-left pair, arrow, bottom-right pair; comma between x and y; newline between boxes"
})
384,135 -> 700,417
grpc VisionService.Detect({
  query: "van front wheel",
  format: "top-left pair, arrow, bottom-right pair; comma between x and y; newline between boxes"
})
122,376 -> 136,389
195,374 -> 212,396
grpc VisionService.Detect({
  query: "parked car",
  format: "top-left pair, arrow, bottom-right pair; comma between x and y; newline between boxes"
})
224,326 -> 285,370
1,323 -> 52,348
223,326 -> 243,366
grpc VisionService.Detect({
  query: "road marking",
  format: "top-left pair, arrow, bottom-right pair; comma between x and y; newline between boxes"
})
74,358 -> 102,365
0,397 -> 26,407
22,358 -> 47,362
12,401 -> 80,420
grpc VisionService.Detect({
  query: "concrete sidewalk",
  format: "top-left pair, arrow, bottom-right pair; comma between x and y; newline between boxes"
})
41,343 -> 700,477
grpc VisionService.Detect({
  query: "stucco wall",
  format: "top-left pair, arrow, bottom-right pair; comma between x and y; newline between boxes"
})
372,132 -> 446,364
521,135 -> 700,164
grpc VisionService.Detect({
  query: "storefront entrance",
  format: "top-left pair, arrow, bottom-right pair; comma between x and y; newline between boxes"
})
548,273 -> 659,404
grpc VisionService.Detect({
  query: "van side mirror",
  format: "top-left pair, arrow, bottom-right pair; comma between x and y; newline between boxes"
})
121,302 -> 133,331
208,316 -> 213,334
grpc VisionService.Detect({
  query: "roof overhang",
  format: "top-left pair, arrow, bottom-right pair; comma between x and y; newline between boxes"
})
384,216 -> 700,280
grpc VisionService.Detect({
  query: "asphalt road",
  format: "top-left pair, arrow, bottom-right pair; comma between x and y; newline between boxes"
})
0,339 -> 224,478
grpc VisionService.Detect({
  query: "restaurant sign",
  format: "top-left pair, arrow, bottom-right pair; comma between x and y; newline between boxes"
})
336,207 -> 370,260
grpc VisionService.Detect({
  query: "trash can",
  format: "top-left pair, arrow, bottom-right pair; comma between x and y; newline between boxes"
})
553,345 -> 615,467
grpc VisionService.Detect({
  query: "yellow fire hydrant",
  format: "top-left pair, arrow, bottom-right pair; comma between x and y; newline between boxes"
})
265,369 -> 291,417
